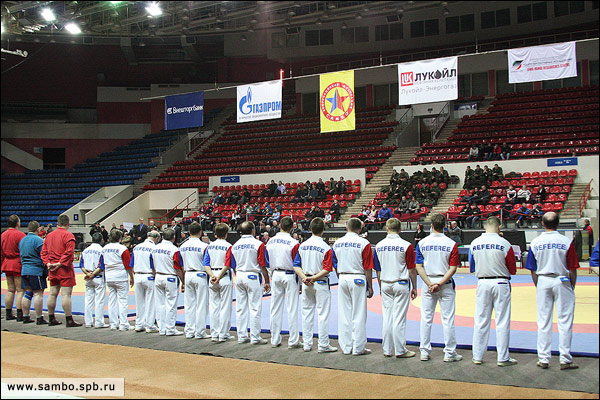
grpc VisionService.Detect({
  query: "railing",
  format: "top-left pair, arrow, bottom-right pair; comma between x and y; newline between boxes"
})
395,107 -> 414,147
153,191 -> 197,227
300,29 -> 598,76
430,102 -> 451,142
187,130 -> 215,158
578,179 -> 594,219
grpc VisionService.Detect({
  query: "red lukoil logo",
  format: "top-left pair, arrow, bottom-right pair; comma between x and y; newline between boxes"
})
400,72 -> 413,86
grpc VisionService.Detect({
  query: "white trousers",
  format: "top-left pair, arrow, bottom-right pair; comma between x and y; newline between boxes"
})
381,281 -> 411,356
420,278 -> 457,357
270,271 -> 300,346
338,274 -> 368,355
472,279 -> 511,362
209,271 -> 233,340
107,280 -> 130,330
536,275 -> 575,364
184,271 -> 209,338
302,279 -> 331,350
235,271 -> 264,343
134,275 -> 156,330
84,277 -> 106,327
154,275 -> 180,335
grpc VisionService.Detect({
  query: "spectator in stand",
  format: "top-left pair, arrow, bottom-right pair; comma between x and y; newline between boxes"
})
324,211 -> 334,228
534,184 -> 547,205
505,185 -> 517,205
330,200 -> 341,222
398,196 -> 410,214
482,166 -> 493,186
2,214 -> 26,321
274,202 -> 283,214
313,206 -> 325,219
230,208 -> 242,231
482,140 -> 494,161
466,203 -> 482,229
327,178 -> 337,195
464,166 -> 475,189
317,178 -> 326,194
529,204 -> 545,224
492,144 -> 502,160
90,222 -> 101,238
293,183 -> 307,203
100,225 -> 109,244
408,196 -> 420,214
291,222 -> 302,237
261,231 -> 270,245
456,205 -> 471,229
414,224 -> 427,246
376,203 -> 394,229
300,207 -> 316,230
477,185 -> 491,205
366,205 -> 378,227
336,177 -> 346,195
41,214 -> 82,327
357,205 -> 369,222
515,186 -> 532,205
515,204 -> 530,228
213,193 -> 225,205
446,221 -> 463,245
277,181 -> 286,195
492,164 -> 504,183
439,167 -> 450,184
262,202 -> 273,220
583,218 -> 594,256
269,220 -> 280,237
462,187 -> 480,205
500,143 -> 512,160
268,209 -> 281,226
268,180 -> 278,196
240,188 -> 251,205
306,183 -> 320,203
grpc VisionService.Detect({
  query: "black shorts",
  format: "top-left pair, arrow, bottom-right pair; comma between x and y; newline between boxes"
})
21,275 -> 47,291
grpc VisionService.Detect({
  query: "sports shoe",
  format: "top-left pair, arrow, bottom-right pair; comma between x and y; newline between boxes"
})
118,325 -> 133,331
195,334 -> 210,339
36,317 -> 48,325
383,353 -> 393,358
146,327 -> 159,333
420,354 -> 430,361
110,326 -> 119,330
397,350 -> 416,359
135,327 -> 145,332
67,319 -> 83,328
185,334 -> 194,339
303,347 -> 312,352
271,343 -> 282,348
472,359 -> 483,365
211,337 -> 220,342
560,362 -> 579,370
353,348 -> 371,356
288,343 -> 302,349
444,354 -> 463,363
497,358 -> 518,367
251,338 -> 268,345
95,324 -> 109,329
22,316 -> 34,324
166,330 -> 184,336
318,346 -> 338,353
49,318 -> 63,326
238,338 -> 250,344
536,361 -> 549,369
5,311 -> 15,320
85,325 -> 93,328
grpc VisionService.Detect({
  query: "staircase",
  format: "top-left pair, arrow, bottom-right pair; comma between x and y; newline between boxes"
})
187,103 -> 235,159
338,145 -> 420,225
423,188 -> 463,222
433,118 -> 460,143
560,183 -> 589,221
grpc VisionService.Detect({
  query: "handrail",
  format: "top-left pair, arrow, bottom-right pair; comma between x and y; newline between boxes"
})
300,29 -> 599,76
187,130 -> 215,158
578,178 -> 594,219
430,102 -> 451,142
395,107 -> 414,147
153,191 -> 197,227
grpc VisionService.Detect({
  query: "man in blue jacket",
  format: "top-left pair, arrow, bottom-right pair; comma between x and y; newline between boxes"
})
376,203 -> 394,230
19,221 -> 47,325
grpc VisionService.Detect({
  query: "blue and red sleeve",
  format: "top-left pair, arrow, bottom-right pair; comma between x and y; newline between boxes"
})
257,243 -> 266,268
323,249 -> 333,272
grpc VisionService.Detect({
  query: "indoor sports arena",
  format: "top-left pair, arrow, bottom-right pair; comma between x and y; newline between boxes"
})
1,1 -> 599,398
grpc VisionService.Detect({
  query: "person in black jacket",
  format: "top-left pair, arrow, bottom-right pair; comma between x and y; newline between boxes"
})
534,184 -> 547,205
132,218 -> 149,245
414,223 -> 428,246
330,200 -> 341,222
313,206 -> 325,219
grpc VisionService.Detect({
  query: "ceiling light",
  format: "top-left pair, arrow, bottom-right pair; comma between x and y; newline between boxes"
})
146,2 -> 162,17
398,6 -> 404,13
240,34 -> 247,41
327,2 -> 336,9
443,7 -> 450,16
248,25 -> 255,32
250,17 -> 258,24
1,24 -> 4,33
341,21 -> 347,29
65,22 -> 81,34
41,8 -> 56,22
288,10 -> 296,16
441,1 -> 448,5
355,13 -> 362,20
110,1 -> 123,4
316,18 -> 322,25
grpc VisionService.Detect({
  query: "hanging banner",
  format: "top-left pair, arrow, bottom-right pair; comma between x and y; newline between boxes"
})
237,80 -> 282,123
320,70 -> 355,133
398,56 -> 458,105
508,41 -> 577,84
165,91 -> 204,130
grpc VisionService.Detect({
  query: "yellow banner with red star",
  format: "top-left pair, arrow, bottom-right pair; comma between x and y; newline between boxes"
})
319,70 -> 355,133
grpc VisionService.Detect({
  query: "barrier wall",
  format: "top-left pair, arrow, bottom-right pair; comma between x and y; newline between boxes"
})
208,168 -> 367,194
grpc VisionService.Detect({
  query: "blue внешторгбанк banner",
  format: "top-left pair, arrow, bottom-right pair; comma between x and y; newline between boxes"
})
165,91 -> 204,130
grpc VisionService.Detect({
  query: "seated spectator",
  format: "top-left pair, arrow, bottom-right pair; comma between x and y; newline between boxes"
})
414,224 -> 427,246
505,184 -> 517,205
230,209 -> 242,231
240,189 -> 251,205
446,221 -> 463,245
357,205 -> 369,222
300,206 -> 315,230
456,205 -> 471,229
306,183 -> 319,203
408,196 -> 420,214
534,184 -> 547,204
465,203 -> 482,229
464,166 -> 475,189
292,184 -> 306,203
268,180 -> 278,196
376,203 -> 394,229
438,166 -> 450,184
515,186 -> 532,205
274,201 -> 283,213
324,211 -> 334,228
291,222 -> 302,237
492,164 -> 504,182
336,177 -> 346,195
500,143 -> 512,160
330,200 -> 341,222
482,140 -> 494,161
468,145 -> 479,161
529,204 -> 545,224
213,193 -> 224,205
270,210 -> 281,225
277,181 -> 286,195
316,178 -> 326,194
462,188 -> 480,204
262,202 -> 273,219
482,166 -> 493,186
327,178 -> 337,195
515,204 -> 530,227
477,185 -> 491,205
313,206 -> 325,219
261,232 -> 270,245
269,221 -> 280,237
398,195 -> 410,214
366,205 -> 378,226
492,144 -> 502,160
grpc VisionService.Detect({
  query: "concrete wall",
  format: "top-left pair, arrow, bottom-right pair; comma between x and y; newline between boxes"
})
101,191 -> 150,231
209,168 -> 367,193
0,122 -> 150,140
1,140 -> 43,170
148,188 -> 198,210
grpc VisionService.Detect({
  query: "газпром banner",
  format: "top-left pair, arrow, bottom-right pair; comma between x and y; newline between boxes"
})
237,80 -> 282,123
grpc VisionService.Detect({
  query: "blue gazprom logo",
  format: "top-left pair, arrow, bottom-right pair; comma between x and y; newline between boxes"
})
239,87 -> 281,115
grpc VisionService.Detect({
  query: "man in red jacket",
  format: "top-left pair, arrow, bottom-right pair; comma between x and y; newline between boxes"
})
41,214 -> 81,327
1,214 -> 26,320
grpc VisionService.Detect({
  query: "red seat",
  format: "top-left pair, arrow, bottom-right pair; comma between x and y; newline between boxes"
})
568,169 -> 577,177
553,202 -> 563,211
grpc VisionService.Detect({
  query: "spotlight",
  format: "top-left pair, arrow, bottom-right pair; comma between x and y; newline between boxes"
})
41,8 -> 56,22
443,7 -> 450,16
240,34 -> 247,41
146,2 -> 162,17
341,21 -> 347,29
65,22 -> 81,34
316,18 -> 322,25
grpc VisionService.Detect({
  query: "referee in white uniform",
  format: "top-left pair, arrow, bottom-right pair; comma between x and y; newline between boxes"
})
130,230 -> 160,333
469,216 -> 517,366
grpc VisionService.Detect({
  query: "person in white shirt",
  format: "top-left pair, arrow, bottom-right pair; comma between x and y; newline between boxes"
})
415,213 -> 462,362
468,216 -> 518,366
99,229 -> 134,331
179,222 -> 210,339
266,216 -> 301,349
80,233 -> 107,329
130,230 -> 160,333
152,228 -> 185,336
225,221 -> 271,345
332,218 -> 374,356
525,212 -> 580,370
293,217 -> 337,353
205,223 -> 233,342
373,218 -> 417,358
515,186 -> 532,205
